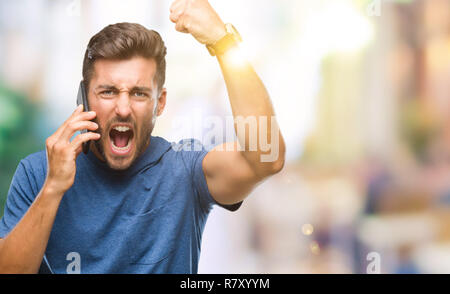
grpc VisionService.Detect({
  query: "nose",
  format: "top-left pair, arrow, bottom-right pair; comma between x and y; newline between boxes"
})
115,92 -> 132,118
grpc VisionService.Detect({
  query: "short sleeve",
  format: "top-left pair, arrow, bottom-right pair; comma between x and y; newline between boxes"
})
175,139 -> 242,214
0,160 -> 37,238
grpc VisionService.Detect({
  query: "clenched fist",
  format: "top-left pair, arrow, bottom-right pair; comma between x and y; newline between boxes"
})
169,0 -> 227,45
45,105 -> 101,196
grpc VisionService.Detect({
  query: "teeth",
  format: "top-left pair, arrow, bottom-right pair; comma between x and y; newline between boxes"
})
113,126 -> 130,132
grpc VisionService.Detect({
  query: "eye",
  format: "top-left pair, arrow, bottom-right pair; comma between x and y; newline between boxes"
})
133,92 -> 149,98
100,90 -> 116,97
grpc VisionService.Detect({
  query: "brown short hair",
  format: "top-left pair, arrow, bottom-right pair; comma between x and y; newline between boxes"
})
82,22 -> 167,92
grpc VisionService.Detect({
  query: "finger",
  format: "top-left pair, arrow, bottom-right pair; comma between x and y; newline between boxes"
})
175,18 -> 189,33
67,104 -> 86,124
169,0 -> 184,13
59,111 -> 97,137
170,10 -> 183,23
71,132 -> 101,152
53,107 -> 96,142
74,145 -> 82,155
69,110 -> 97,126
75,103 -> 84,113
52,105 -> 85,140
61,120 -> 99,142
169,0 -> 186,23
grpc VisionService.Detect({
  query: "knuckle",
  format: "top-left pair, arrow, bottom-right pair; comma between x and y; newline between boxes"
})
53,142 -> 61,151
68,122 -> 77,130
54,142 -> 66,152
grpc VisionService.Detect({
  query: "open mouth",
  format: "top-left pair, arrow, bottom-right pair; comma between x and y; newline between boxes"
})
109,125 -> 134,155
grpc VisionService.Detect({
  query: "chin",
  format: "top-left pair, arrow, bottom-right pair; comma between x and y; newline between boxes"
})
105,156 -> 135,171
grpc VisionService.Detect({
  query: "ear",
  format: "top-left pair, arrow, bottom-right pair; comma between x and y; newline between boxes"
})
156,88 -> 167,116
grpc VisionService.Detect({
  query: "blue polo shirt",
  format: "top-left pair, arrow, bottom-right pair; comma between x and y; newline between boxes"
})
0,136 -> 241,273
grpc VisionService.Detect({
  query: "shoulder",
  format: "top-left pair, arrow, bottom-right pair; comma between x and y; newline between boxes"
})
16,150 -> 47,186
165,138 -> 208,174
168,138 -> 208,164
5,150 -> 47,201
170,138 -> 206,153
21,150 -> 47,171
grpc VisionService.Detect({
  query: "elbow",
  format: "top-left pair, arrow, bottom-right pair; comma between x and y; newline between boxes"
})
262,141 -> 286,176
270,139 -> 286,174
249,139 -> 286,178
250,155 -> 285,180
259,151 -> 285,177
274,157 -> 285,174
270,154 -> 285,175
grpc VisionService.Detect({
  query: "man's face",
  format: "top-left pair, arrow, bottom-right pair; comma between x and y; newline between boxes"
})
88,56 -> 166,170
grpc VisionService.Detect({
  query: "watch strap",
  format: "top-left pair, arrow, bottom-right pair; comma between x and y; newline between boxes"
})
206,24 -> 241,56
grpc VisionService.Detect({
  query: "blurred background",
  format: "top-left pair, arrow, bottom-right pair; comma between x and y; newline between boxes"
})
1,0 -> 450,273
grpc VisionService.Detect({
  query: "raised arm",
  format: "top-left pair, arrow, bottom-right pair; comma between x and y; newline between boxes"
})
169,0 -> 286,205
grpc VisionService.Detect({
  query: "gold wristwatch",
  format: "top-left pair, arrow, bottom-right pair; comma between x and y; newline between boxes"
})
206,23 -> 242,56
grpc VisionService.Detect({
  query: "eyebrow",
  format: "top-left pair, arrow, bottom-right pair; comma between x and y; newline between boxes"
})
131,86 -> 153,93
95,85 -> 153,93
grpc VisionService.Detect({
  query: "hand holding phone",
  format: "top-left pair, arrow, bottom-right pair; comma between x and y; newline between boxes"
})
45,101 -> 99,195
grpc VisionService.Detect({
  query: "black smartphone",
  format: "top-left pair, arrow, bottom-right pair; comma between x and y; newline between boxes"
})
76,81 -> 90,154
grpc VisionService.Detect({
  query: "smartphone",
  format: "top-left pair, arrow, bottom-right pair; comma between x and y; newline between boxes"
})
76,81 -> 90,154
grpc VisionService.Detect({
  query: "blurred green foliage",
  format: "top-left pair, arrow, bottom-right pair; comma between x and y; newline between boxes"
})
0,81 -> 42,217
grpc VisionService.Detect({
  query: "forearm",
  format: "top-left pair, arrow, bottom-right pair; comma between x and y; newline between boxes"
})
0,182 -> 63,273
217,53 -> 285,174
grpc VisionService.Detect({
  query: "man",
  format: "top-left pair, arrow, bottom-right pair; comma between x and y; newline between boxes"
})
0,0 -> 285,273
